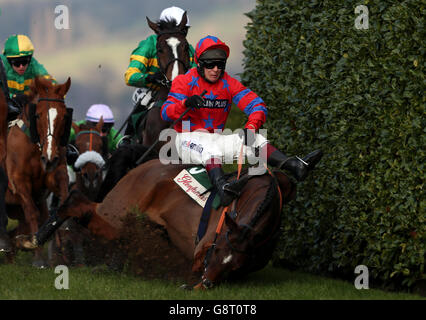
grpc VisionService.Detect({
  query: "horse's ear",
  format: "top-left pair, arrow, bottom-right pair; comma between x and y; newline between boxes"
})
147,17 -> 160,34
57,77 -> 71,97
178,11 -> 188,30
96,116 -> 104,133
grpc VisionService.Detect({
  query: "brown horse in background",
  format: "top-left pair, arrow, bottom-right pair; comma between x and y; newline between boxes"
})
5,77 -> 72,267
130,12 -> 191,151
71,119 -> 107,200
48,119 -> 107,266
36,159 -> 296,287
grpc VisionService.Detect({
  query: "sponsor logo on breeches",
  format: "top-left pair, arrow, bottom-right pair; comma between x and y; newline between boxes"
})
182,140 -> 204,154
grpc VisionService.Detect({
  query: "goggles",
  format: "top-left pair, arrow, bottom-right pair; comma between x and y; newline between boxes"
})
201,59 -> 226,70
8,56 -> 32,67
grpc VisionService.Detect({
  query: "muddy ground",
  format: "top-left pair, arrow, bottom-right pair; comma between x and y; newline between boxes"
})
50,214 -> 201,285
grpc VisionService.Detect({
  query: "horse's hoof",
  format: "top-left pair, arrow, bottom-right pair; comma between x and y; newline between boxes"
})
193,282 -> 206,290
15,234 -> 38,250
179,284 -> 193,291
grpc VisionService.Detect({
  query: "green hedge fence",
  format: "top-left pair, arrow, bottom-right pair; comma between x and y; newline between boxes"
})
241,0 -> 424,289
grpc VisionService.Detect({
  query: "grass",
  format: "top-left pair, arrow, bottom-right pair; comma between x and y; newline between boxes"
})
0,251 -> 424,300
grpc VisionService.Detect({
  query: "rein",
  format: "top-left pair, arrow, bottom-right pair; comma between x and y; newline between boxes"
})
155,33 -> 190,88
200,155 -> 284,288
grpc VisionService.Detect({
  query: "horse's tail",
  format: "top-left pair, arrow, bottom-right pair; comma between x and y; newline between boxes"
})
96,144 -> 157,202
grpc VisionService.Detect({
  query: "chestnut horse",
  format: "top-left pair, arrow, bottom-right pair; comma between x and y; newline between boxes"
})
5,77 -> 72,267
71,119 -> 107,200
36,159 -> 296,288
129,12 -> 191,151
0,82 -> 9,252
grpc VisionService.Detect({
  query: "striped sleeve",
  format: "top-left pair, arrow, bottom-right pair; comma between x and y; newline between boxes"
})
161,75 -> 189,122
229,76 -> 267,130
124,36 -> 159,87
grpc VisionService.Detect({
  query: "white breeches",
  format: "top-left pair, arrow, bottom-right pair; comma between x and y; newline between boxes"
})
174,131 -> 268,166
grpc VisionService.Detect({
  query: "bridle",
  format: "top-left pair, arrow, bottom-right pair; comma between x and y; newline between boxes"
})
73,129 -> 106,173
31,97 -> 66,149
75,129 -> 101,152
224,178 -> 282,255
200,172 -> 283,289
156,30 -> 190,88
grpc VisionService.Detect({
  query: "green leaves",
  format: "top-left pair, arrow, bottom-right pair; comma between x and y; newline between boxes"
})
242,0 -> 425,290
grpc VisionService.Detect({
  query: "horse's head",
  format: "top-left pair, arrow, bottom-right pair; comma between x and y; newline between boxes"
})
71,119 -> 106,200
147,11 -> 190,84
29,77 -> 72,172
195,171 -> 296,289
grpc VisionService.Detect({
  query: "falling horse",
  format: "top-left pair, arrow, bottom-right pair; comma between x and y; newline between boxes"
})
5,77 -> 72,267
126,12 -> 192,151
36,159 -> 296,288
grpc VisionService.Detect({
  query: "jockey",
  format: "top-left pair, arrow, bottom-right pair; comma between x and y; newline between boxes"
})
161,35 -> 323,206
67,104 -> 126,165
123,6 -> 197,138
0,34 -> 56,121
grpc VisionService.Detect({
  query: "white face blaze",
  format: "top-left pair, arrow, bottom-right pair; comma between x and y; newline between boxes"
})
166,37 -> 180,80
46,108 -> 58,161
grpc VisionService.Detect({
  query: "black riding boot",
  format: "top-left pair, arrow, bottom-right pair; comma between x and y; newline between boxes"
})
268,149 -> 323,181
208,167 -> 239,207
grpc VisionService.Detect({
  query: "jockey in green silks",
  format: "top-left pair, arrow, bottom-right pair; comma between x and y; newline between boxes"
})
0,34 -> 56,121
122,6 -> 197,141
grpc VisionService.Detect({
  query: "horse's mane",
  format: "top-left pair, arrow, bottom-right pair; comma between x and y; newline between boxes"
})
78,122 -> 97,131
157,19 -> 179,31
26,76 -> 56,103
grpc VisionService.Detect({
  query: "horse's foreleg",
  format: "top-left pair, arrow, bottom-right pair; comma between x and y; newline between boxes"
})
17,193 -> 40,236
46,164 -> 69,206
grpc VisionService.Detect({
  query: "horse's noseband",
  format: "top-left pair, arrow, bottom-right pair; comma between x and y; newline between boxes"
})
38,98 -> 65,103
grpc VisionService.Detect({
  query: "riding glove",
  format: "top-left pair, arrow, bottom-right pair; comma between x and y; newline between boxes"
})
145,72 -> 164,85
185,94 -> 204,109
